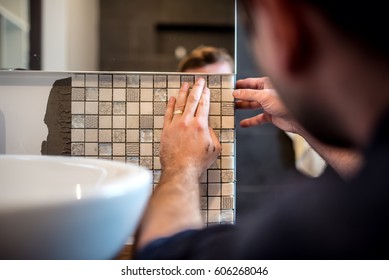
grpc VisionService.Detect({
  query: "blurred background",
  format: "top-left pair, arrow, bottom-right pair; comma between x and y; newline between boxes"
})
0,0 -> 301,221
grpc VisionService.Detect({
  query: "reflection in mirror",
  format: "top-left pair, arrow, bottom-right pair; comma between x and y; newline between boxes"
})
0,0 -> 235,72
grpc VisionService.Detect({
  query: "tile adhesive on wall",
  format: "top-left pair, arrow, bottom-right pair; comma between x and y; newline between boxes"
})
67,73 -> 235,225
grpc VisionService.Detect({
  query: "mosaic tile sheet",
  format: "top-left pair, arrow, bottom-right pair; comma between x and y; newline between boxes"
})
71,73 -> 235,225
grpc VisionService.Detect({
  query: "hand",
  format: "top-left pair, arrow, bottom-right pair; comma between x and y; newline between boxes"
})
160,79 -> 221,179
233,77 -> 301,134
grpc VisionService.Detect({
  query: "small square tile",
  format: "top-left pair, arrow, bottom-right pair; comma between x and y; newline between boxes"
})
113,88 -> 126,101
222,116 -> 235,129
85,88 -> 98,101
210,159 -> 221,169
222,157 -> 234,169
113,75 -> 126,88
222,89 -> 234,102
221,210 -> 234,222
181,75 -> 194,86
85,129 -> 98,142
99,88 -> 112,101
72,115 -> 84,128
140,143 -> 152,156
222,170 -> 234,183
168,75 -> 180,88
127,75 -> 140,88
72,88 -> 85,101
127,116 -> 139,129
140,116 -> 153,128
85,102 -> 98,114
113,116 -> 126,128
72,74 -> 85,87
86,74 -> 98,87
209,116 -> 221,129
208,183 -> 221,196
127,89 -> 140,101
222,196 -> 234,209
221,102 -> 234,115
99,143 -> 112,156
72,102 -> 84,114
154,129 -> 162,142
140,129 -> 153,142
113,129 -> 125,142
126,157 -> 139,165
99,116 -> 112,129
153,170 -> 161,183
127,129 -> 140,142
113,143 -> 126,156
99,102 -> 112,115
154,89 -> 167,101
208,210 -> 221,223
85,115 -> 98,128
209,197 -> 221,210
208,75 -> 221,88
85,143 -> 98,156
168,88 -> 179,99
141,89 -> 153,101
222,183 -> 235,196
153,157 -> 161,169
140,102 -> 153,115
154,102 -> 167,115
210,89 -> 221,102
99,130 -> 111,142
222,75 -> 235,89
113,102 -> 126,115
71,143 -> 84,155
154,143 -> 160,156
201,197 -> 208,210
99,75 -> 112,88
140,75 -> 153,88
71,129 -> 84,142
201,210 -> 208,223
209,103 -> 220,116
208,170 -> 220,182
154,116 -> 164,129
154,75 -> 167,88
222,143 -> 234,156
127,102 -> 139,115
221,130 -> 234,142
140,157 -> 153,169
126,143 -> 139,156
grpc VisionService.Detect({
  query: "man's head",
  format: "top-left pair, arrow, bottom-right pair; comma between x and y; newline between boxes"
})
178,46 -> 234,74
240,0 -> 389,148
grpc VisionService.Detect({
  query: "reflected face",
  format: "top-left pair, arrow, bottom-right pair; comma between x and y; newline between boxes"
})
184,62 -> 233,74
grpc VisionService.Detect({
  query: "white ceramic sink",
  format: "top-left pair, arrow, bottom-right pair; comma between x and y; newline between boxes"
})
0,155 -> 152,259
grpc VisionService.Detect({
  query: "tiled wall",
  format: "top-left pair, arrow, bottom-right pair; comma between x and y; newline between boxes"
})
71,73 -> 235,225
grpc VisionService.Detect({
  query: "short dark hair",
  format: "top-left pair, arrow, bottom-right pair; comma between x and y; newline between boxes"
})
178,46 -> 234,72
239,0 -> 389,61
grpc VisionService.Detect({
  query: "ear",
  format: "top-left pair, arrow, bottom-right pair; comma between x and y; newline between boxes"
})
257,0 -> 315,74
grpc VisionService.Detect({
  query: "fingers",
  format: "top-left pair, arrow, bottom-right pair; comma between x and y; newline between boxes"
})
163,96 -> 176,130
184,78 -> 206,117
236,77 -> 272,90
195,86 -> 211,122
235,100 -> 262,110
240,113 -> 272,128
233,88 -> 269,102
175,82 -> 190,111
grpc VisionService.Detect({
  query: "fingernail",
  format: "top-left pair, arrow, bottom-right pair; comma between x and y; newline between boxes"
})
197,78 -> 205,84
233,90 -> 240,97
169,96 -> 175,103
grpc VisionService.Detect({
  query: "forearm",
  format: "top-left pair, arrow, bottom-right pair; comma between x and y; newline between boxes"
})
299,128 -> 363,179
135,170 -> 203,250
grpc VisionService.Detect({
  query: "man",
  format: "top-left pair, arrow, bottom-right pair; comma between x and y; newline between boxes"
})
178,46 -> 234,73
135,0 -> 388,259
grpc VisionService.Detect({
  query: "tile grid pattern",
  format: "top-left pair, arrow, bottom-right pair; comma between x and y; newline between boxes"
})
71,73 -> 235,225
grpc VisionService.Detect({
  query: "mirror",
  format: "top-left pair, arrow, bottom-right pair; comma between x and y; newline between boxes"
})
0,0 -> 235,72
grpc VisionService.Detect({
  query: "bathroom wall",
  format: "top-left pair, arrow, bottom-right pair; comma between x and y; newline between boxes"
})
0,71 -> 236,227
